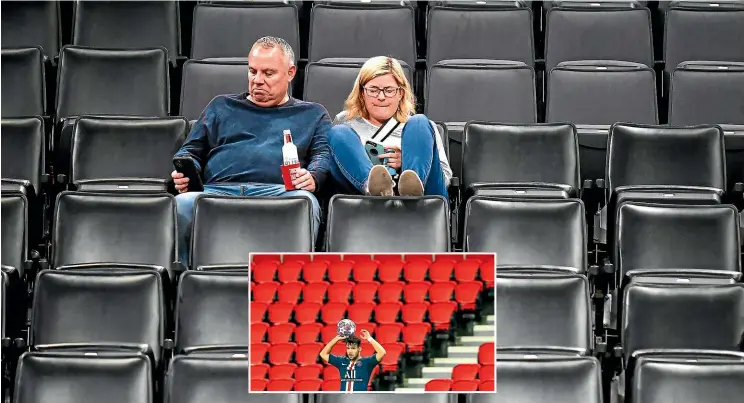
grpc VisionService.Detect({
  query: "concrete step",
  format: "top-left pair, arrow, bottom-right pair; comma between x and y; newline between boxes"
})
486,315 -> 494,324
394,388 -> 426,393
460,335 -> 494,347
421,366 -> 455,376
406,378 -> 436,386
431,357 -> 478,366
474,324 -> 493,332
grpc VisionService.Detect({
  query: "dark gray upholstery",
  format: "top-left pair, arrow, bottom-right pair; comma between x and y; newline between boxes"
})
664,2 -> 744,73
70,117 -> 187,190
175,271 -> 249,354
191,3 -> 299,60
1,117 -> 45,197
72,1 -> 180,64
0,194 -> 27,277
166,354 -> 250,403
309,3 -> 417,67
14,352 -> 152,403
1,1 -> 59,59
304,58 -> 413,118
497,272 -> 592,355
483,356 -> 602,403
545,4 -> 653,72
31,269 -> 164,364
669,62 -> 744,126
191,195 -> 314,269
1,47 -> 45,117
326,195 -> 450,253
426,4 -> 534,68
464,197 -> 586,272
180,60 -> 249,121
52,192 -> 177,277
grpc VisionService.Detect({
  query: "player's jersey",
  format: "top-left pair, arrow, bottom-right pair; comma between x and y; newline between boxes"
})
327,354 -> 380,392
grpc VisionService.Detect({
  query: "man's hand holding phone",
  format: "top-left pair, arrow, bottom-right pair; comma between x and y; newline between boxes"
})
171,171 -> 189,193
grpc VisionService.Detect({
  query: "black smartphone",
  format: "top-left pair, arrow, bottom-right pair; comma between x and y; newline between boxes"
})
173,156 -> 204,192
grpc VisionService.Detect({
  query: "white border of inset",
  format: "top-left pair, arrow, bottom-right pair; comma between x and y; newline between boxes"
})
247,252 -> 497,394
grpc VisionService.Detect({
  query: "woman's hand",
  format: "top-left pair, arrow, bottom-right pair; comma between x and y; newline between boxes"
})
379,144 -> 402,169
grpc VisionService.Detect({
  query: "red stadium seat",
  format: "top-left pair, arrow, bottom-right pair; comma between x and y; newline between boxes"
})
351,260 -> 379,282
403,282 -> 430,304
452,364 -> 480,381
356,322 -> 377,338
295,343 -> 323,366
479,380 -> 495,391
401,302 -> 429,324
378,281 -> 405,303
294,379 -> 322,391
251,343 -> 269,365
252,281 -> 279,304
374,302 -> 402,324
268,342 -> 296,365
402,322 -> 431,352
331,342 -> 347,356
376,323 -> 404,344
268,323 -> 296,344
302,261 -> 328,283
347,302 -> 376,323
456,281 -> 483,310
424,379 -> 452,392
321,302 -> 348,324
403,260 -> 430,282
278,261 -> 303,283
295,323 -> 323,344
268,302 -> 294,324
252,261 -> 279,283
295,365 -> 323,381
328,261 -> 353,283
479,365 -> 495,381
301,282 -> 329,304
352,281 -> 379,303
277,281 -> 304,304
480,259 -> 495,288
322,379 -> 341,391
269,363 -> 297,380
454,260 -> 479,283
251,322 -> 269,343
375,254 -> 403,262
429,281 -> 455,303
253,254 -> 281,264
251,363 -> 269,379
327,282 -> 354,303
479,342 -> 494,365
323,365 -> 340,380
294,302 -> 322,325
429,260 -> 455,283
404,254 -> 433,263
321,325 -> 338,343
284,254 -> 312,264
428,301 -> 457,330
251,378 -> 268,391
251,302 -> 267,324
316,254 -> 342,264
344,254 -> 373,263
380,343 -> 405,372
378,260 -> 404,282
452,380 -> 480,391
267,379 -> 294,391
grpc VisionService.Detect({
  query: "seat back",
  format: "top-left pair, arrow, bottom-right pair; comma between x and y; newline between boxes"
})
326,195 -> 450,253
0,194 -> 27,274
166,354 -> 250,403
669,61 -> 744,126
191,195 -> 314,269
1,117 -> 45,195
180,60 -> 250,121
1,1 -> 59,59
1,47 -> 45,117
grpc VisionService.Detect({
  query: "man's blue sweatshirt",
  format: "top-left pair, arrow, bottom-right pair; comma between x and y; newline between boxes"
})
175,92 -> 332,189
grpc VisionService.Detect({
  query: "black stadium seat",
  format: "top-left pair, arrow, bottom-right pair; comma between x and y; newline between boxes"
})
67,116 -> 187,192
175,271 -> 249,354
179,60 -> 251,121
1,193 -> 29,279
191,2 -> 300,61
1,117 -> 46,198
166,354 -> 250,403
1,1 -> 60,61
190,195 -> 314,270
304,58 -> 413,118
326,195 -> 450,253
13,351 -> 153,403
1,47 -> 45,118
71,1 -> 180,65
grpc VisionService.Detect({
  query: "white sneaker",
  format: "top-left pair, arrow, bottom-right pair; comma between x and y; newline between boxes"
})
398,170 -> 424,196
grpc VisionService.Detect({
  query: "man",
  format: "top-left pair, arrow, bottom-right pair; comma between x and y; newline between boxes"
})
172,36 -> 331,265
319,330 -> 387,392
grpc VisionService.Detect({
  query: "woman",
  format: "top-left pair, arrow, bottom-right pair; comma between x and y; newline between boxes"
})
328,56 -> 452,197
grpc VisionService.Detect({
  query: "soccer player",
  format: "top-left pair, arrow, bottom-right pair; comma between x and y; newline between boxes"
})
319,329 -> 387,392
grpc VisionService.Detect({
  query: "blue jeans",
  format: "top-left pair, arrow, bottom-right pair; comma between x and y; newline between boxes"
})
175,182 -> 321,265
328,114 -> 448,197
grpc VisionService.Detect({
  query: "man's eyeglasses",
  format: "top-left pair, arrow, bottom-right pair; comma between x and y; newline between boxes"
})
363,86 -> 401,98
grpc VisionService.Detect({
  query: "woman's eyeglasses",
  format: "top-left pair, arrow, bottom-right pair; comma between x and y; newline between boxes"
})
363,86 -> 401,98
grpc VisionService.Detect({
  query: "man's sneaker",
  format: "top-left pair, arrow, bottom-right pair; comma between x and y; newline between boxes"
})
398,170 -> 424,196
366,165 -> 395,196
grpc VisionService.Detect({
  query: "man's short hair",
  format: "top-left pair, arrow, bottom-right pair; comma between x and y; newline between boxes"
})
345,335 -> 361,347
251,36 -> 295,67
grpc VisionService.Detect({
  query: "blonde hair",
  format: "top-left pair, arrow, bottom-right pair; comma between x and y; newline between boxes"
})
343,56 -> 416,123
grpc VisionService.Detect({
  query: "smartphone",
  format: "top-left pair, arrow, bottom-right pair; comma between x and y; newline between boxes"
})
173,156 -> 204,192
364,140 -> 387,166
